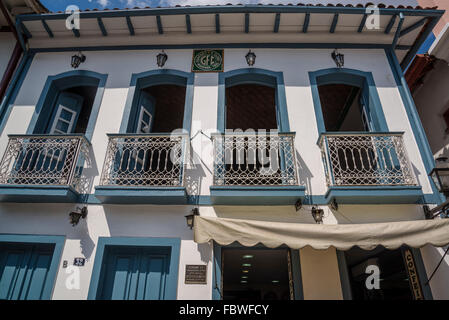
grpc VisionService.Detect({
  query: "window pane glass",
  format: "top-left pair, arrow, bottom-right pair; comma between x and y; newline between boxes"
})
56,121 -> 69,133
60,108 -> 74,122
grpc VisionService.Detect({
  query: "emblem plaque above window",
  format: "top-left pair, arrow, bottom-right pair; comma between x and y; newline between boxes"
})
192,49 -> 224,73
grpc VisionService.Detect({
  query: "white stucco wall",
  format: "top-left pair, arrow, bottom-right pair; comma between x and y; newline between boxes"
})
0,47 -> 441,299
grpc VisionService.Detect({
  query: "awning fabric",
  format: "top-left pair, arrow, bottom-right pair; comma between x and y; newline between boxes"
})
194,216 -> 449,251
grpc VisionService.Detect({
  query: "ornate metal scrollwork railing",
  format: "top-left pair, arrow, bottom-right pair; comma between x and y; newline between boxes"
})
99,134 -> 188,187
0,134 -> 90,192
212,132 -> 299,186
319,132 -> 417,186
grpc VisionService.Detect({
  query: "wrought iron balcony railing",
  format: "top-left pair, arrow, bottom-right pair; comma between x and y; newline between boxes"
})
0,134 -> 90,192
212,132 -> 299,186
319,132 -> 417,187
99,134 -> 188,187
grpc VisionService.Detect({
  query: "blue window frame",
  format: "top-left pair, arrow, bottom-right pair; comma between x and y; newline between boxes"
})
26,70 -> 108,141
88,237 -> 180,300
217,67 -> 290,132
120,69 -> 194,134
0,234 -> 65,300
309,67 -> 389,134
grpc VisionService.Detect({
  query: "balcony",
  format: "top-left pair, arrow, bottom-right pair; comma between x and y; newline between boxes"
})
319,132 -> 422,204
94,133 -> 188,204
0,134 -> 90,202
210,132 -> 305,205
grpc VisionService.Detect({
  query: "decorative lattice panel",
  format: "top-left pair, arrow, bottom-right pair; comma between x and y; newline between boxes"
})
100,134 -> 187,187
213,133 -> 299,186
320,133 -> 416,186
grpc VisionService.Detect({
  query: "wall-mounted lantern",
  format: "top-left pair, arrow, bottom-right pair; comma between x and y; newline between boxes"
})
71,52 -> 86,69
69,207 -> 88,227
331,49 -> 344,68
430,156 -> 449,197
245,50 -> 256,67
157,50 -> 168,68
311,207 -> 324,224
185,208 -> 199,229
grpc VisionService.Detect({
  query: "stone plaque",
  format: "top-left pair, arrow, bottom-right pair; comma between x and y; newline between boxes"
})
185,264 -> 207,284
192,49 -> 224,73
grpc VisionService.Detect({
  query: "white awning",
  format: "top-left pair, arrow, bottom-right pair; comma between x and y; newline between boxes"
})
194,216 -> 449,251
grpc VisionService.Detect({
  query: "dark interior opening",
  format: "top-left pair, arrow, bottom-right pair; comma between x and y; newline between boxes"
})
64,85 -> 97,134
318,84 -> 365,132
142,84 -> 186,133
226,84 -> 277,131
222,248 -> 292,301
344,246 -> 415,300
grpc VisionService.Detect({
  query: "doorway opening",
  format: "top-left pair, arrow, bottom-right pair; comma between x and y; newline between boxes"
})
222,248 -> 293,300
318,84 -> 366,132
344,246 -> 423,300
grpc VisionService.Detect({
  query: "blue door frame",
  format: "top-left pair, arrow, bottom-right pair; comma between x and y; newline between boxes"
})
88,237 -> 180,300
0,234 -> 65,300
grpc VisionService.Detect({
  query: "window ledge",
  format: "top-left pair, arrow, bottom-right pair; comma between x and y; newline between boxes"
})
0,185 -> 79,203
210,185 -> 306,205
325,185 -> 423,204
94,186 -> 187,204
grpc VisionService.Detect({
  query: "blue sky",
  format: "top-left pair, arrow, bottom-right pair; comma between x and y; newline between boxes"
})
41,0 -> 419,12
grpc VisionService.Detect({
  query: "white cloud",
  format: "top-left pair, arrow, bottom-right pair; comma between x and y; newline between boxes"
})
97,0 -> 109,7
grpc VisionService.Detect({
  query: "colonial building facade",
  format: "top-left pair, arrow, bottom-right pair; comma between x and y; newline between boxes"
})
0,3 -> 449,300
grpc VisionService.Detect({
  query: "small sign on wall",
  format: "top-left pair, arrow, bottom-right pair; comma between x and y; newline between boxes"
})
73,257 -> 86,267
192,49 -> 224,73
403,249 -> 424,300
185,265 -> 207,284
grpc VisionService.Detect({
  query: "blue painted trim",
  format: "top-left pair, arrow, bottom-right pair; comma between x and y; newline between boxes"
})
330,13 -> 339,33
87,237 -> 180,300
156,15 -> 163,34
26,69 -> 108,141
0,52 -> 35,135
217,68 -> 290,132
392,13 -> 404,49
17,5 -> 444,21
94,186 -> 187,204
385,14 -> 397,34
401,16 -> 440,69
384,47 -> 443,205
336,250 -> 352,300
215,14 -> 220,33
309,67 -> 389,135
0,234 -> 65,300
185,14 -> 192,34
126,16 -> 135,36
212,243 -> 222,300
28,43 -> 409,54
41,19 -> 54,38
400,17 -> 428,38
245,13 -> 249,33
325,185 -> 423,204
97,17 -> 107,36
0,185 -> 79,203
21,23 -> 32,39
302,13 -> 310,33
274,13 -> 280,33
210,185 -> 306,205
358,14 -> 368,33
119,69 -> 195,134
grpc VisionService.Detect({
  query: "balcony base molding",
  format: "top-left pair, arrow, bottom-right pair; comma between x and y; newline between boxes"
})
324,185 -> 423,205
94,186 -> 187,204
0,185 -> 79,203
210,185 -> 306,205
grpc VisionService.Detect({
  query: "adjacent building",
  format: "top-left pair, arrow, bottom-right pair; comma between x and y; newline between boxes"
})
0,2 -> 449,300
